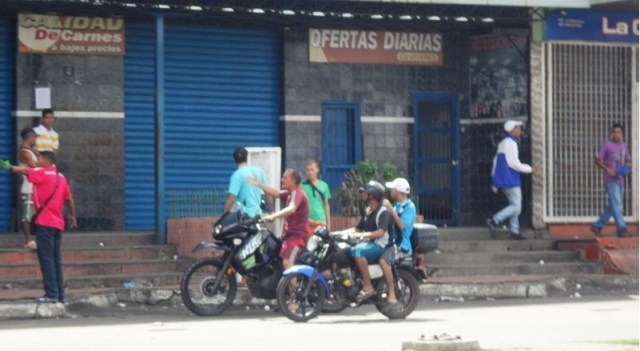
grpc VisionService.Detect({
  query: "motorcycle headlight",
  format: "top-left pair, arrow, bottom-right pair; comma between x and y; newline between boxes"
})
307,235 -> 321,252
214,224 -> 222,236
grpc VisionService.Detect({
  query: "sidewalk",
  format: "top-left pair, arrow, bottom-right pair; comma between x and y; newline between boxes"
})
2,274 -> 637,320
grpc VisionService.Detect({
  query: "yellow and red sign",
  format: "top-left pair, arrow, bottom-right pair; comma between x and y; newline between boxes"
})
18,14 -> 125,56
309,28 -> 442,66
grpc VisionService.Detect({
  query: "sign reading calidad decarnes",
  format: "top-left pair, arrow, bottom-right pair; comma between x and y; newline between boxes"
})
18,14 -> 125,56
309,28 -> 442,66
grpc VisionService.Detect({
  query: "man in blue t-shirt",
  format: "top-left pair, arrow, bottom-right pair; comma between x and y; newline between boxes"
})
383,178 -> 416,255
379,177 -> 415,310
224,147 -> 268,218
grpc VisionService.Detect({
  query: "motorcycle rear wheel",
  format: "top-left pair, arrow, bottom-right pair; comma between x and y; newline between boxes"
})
374,268 -> 419,319
180,258 -> 237,316
276,272 -> 326,322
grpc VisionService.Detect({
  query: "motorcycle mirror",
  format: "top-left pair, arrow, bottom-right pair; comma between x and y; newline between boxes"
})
260,195 -> 272,213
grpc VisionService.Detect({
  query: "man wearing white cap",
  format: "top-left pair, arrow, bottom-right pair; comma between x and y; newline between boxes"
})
379,177 -> 416,310
487,120 -> 537,240
382,178 -> 415,255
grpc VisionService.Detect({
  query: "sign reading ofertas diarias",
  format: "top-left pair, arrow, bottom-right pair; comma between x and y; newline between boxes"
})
18,14 -> 125,56
309,28 -> 442,66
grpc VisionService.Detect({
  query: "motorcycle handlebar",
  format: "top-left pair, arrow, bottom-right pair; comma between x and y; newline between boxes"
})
239,216 -> 263,227
330,231 -> 362,245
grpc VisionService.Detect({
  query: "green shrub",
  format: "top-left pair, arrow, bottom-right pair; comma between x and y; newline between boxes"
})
333,160 -> 405,216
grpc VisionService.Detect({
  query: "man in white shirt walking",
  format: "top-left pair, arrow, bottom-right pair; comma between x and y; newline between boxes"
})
487,120 -> 537,240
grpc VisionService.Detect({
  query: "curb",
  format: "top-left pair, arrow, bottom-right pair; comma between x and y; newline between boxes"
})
1,276 -> 638,320
420,282 -> 549,299
0,301 -> 67,320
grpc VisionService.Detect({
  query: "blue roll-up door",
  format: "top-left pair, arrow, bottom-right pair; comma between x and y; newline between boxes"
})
0,19 -> 15,233
124,23 -> 155,230
164,25 -> 280,215
124,23 -> 280,230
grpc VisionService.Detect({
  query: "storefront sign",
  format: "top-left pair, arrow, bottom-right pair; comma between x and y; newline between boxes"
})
18,14 -> 125,55
469,36 -> 528,119
309,28 -> 442,66
546,10 -> 638,44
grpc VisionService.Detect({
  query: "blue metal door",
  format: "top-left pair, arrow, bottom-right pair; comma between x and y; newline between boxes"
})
413,92 -> 460,225
321,102 -> 361,213
0,19 -> 14,233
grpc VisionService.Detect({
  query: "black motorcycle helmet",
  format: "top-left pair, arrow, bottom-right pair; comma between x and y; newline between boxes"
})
363,183 -> 385,202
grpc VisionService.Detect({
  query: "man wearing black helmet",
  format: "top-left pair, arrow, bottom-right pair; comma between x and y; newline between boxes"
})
350,181 -> 390,303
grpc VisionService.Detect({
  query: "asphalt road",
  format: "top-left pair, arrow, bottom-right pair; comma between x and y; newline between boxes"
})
0,294 -> 638,351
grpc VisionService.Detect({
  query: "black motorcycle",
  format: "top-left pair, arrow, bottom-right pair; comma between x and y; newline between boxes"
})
276,227 -> 421,322
180,208 -> 281,316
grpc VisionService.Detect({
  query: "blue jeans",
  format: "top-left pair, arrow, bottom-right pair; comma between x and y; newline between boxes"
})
35,226 -> 64,301
493,187 -> 522,235
594,183 -> 626,230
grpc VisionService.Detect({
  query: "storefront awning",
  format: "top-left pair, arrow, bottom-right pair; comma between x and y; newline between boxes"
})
341,0 -> 591,8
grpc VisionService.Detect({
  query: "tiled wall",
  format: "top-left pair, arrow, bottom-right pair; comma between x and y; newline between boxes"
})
16,54 -> 124,230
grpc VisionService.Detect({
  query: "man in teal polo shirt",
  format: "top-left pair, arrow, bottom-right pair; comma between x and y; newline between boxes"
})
301,159 -> 331,236
224,147 -> 268,218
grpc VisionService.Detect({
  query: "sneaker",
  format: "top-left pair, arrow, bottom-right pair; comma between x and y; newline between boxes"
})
35,296 -> 58,304
24,240 -> 37,250
486,218 -> 497,239
590,225 -> 602,237
509,233 -> 526,240
617,228 -> 628,237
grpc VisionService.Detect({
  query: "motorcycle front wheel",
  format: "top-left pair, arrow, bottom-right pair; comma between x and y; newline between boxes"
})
321,280 -> 348,313
374,268 -> 419,319
180,258 -> 237,316
276,272 -> 326,322
322,293 -> 349,313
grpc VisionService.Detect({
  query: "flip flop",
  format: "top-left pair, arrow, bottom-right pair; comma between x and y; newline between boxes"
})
355,288 -> 375,303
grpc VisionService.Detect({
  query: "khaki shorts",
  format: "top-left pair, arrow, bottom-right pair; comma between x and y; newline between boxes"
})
20,193 -> 35,222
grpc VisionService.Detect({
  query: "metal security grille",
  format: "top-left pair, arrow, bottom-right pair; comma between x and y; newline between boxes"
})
544,42 -> 638,221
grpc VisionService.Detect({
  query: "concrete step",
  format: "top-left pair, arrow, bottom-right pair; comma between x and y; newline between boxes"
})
426,250 -> 579,265
436,239 -> 556,253
0,272 -> 185,291
0,258 -> 191,278
0,245 -> 177,263
437,227 -> 547,241
0,232 -> 156,248
430,261 -> 604,277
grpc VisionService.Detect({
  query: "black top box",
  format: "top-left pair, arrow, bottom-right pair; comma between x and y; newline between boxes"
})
411,223 -> 439,253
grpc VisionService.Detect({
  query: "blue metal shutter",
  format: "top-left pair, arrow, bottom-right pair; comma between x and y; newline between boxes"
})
124,23 -> 155,230
164,26 -> 280,214
0,19 -> 15,233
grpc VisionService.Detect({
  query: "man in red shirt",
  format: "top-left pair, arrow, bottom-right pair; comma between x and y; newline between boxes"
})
251,169 -> 309,270
1,151 -> 76,303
